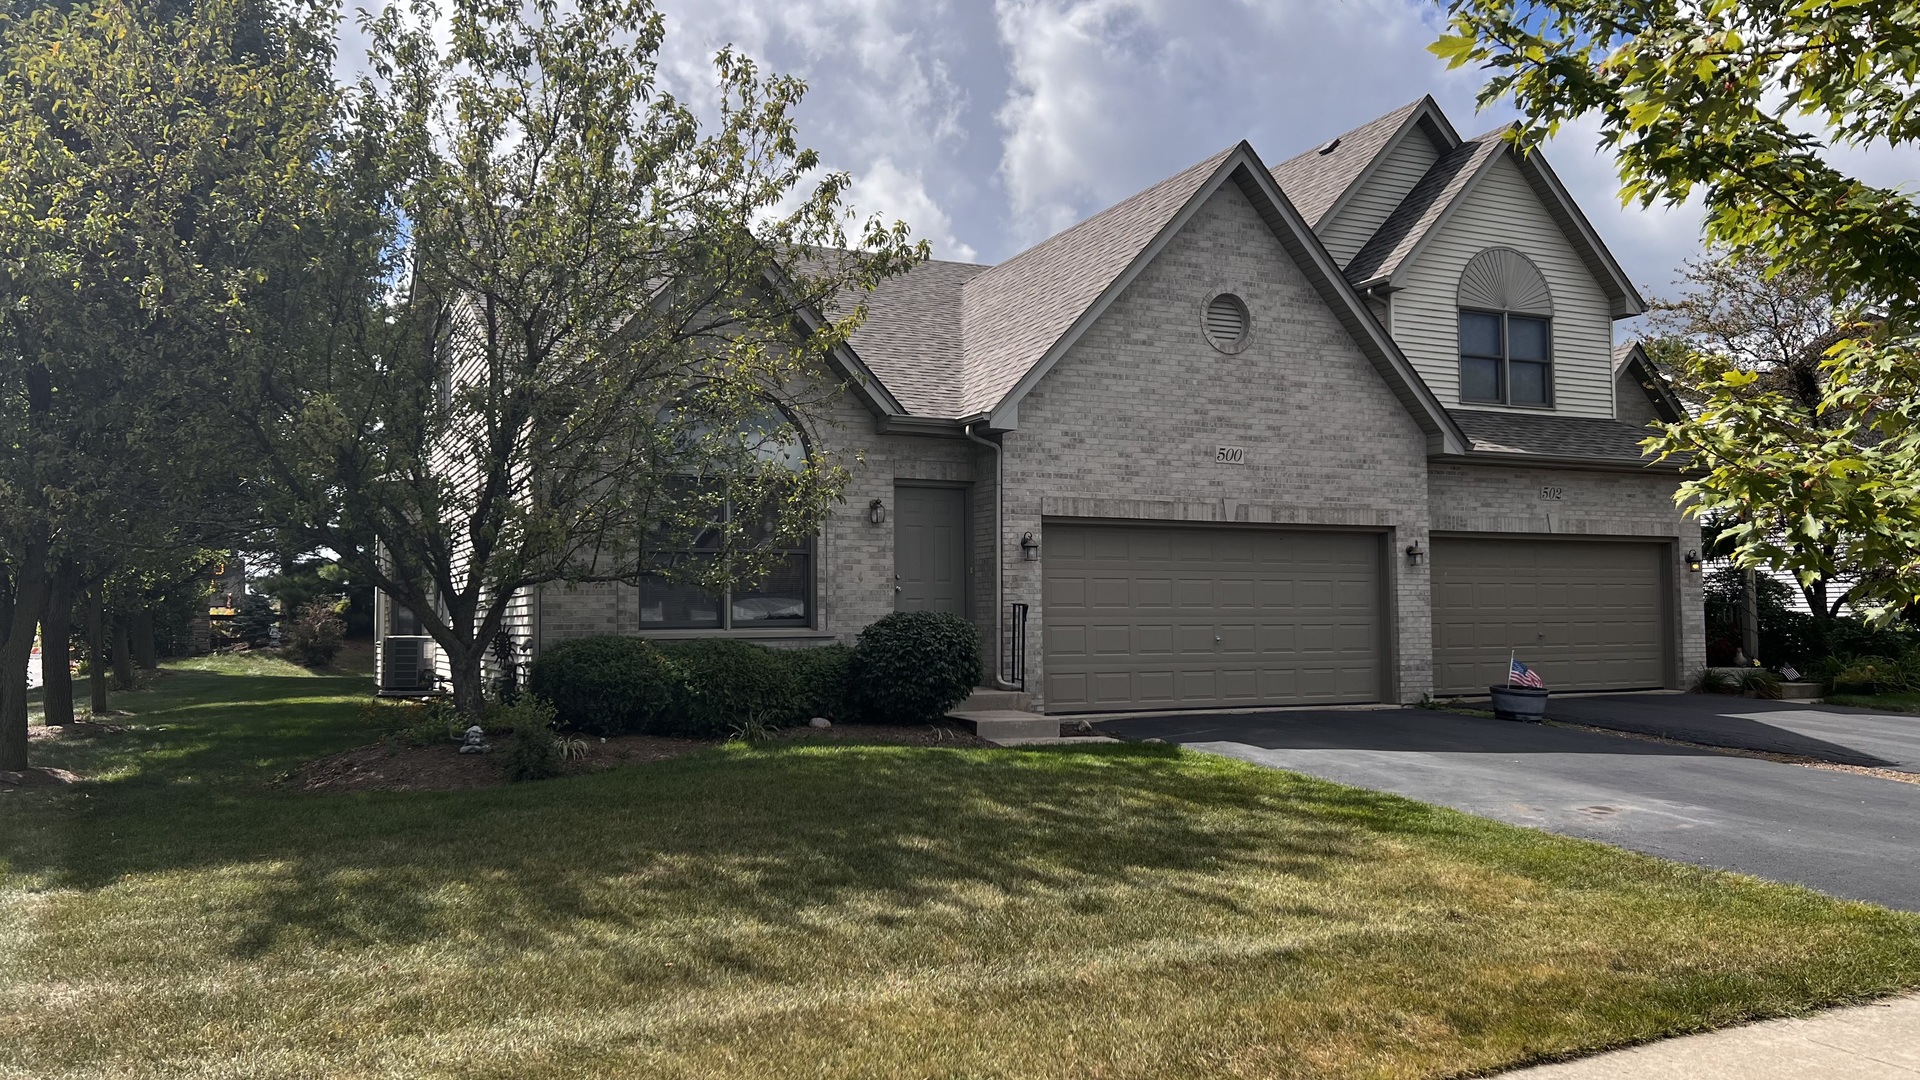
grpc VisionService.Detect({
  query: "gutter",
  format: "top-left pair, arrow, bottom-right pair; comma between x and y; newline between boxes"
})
1428,451 -> 1696,476
964,421 -> 1024,692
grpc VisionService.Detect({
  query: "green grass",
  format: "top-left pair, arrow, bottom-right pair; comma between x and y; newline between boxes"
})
4,663 -> 1920,1078
1825,691 -> 1920,713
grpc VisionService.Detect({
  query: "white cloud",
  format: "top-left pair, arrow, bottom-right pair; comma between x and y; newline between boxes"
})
652,0 -> 981,258
847,158 -> 980,261
329,0 -> 1920,296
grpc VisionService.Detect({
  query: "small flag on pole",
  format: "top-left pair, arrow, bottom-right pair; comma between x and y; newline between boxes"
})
1509,658 -> 1544,689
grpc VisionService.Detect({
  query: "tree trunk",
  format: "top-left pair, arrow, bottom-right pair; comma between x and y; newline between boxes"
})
41,564 -> 74,727
0,541 -> 51,772
111,611 -> 135,690
1741,568 -> 1761,664
131,609 -> 157,670
86,588 -> 109,716
448,642 -> 486,720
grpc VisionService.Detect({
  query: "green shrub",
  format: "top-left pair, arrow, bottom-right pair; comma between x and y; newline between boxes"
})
497,697 -> 564,782
1825,656 -> 1909,695
1689,667 -> 1740,695
850,611 -> 980,724
288,599 -> 346,667
1739,668 -> 1783,699
785,643 -> 854,721
378,697 -> 462,747
653,639 -> 799,737
528,636 -> 679,735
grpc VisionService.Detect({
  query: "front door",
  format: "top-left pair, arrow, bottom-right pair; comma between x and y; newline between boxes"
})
895,485 -> 966,615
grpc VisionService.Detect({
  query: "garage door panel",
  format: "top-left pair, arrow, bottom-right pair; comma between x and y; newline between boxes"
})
1431,538 -> 1666,695
1135,624 -> 1174,655
1045,524 -> 1384,712
1046,623 -> 1087,658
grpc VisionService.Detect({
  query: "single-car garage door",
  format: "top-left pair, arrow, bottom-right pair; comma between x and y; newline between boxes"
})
1043,523 -> 1384,712
1430,537 -> 1669,695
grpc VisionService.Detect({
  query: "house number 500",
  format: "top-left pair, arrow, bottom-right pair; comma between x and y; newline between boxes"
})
1539,485 -> 1564,501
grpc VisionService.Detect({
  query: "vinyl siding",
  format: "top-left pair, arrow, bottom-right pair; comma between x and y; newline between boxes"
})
1390,153 -> 1619,418
1317,133 -> 1441,268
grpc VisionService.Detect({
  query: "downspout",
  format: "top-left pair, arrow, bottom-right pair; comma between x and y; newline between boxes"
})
965,421 -> 1023,691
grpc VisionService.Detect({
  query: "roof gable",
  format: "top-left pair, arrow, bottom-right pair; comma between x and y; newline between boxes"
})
1344,135 -> 1504,289
1614,341 -> 1686,423
1344,123 -> 1646,318
958,147 -> 1236,419
979,142 -> 1466,453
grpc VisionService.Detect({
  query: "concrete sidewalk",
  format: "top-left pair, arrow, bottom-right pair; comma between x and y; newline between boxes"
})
1500,994 -> 1920,1077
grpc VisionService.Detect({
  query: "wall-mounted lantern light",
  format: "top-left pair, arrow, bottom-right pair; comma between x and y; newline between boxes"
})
1020,531 -> 1040,561
1404,540 -> 1425,565
1685,549 -> 1703,573
868,498 -> 887,525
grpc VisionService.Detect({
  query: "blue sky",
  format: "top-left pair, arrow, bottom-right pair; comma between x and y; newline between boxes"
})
340,0 -> 1920,305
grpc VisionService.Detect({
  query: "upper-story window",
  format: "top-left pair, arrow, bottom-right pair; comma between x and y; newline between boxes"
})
1456,247 -> 1554,408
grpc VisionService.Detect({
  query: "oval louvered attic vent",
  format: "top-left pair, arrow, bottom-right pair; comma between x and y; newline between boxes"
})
1204,292 -> 1250,352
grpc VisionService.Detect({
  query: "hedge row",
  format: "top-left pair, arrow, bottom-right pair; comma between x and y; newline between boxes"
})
526,610 -> 980,737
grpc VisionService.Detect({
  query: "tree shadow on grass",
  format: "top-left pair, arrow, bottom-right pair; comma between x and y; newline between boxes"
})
8,739 -> 1463,962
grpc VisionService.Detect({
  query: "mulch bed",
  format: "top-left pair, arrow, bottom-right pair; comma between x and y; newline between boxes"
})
0,766 -> 82,788
28,721 -> 128,740
287,721 -> 991,794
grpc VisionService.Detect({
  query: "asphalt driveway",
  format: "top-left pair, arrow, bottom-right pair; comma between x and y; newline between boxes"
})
1547,692 -> 1920,771
1098,708 -> 1920,911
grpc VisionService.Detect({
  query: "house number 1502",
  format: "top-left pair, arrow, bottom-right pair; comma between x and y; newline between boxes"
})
1539,485 -> 1564,500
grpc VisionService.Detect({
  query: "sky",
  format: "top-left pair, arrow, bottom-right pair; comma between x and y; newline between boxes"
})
338,0 -> 1920,307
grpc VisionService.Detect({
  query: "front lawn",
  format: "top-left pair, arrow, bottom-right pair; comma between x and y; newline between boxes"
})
4,661 -> 1919,1078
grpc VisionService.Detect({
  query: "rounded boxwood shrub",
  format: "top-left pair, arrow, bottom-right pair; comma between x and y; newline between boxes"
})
652,638 -> 800,737
850,611 -> 980,723
527,635 -> 679,736
784,643 -> 855,722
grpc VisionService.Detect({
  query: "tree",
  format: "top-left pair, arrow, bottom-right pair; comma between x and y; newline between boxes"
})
239,0 -> 924,716
1435,0 -> 1920,620
0,0 -> 336,766
1647,247 -> 1870,617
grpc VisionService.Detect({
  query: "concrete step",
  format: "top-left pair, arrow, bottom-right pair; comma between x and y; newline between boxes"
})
958,687 -> 1034,712
946,710 -> 1058,744
1779,681 -> 1823,701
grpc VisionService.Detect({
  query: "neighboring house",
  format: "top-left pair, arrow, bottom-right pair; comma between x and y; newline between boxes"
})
376,96 -> 1705,710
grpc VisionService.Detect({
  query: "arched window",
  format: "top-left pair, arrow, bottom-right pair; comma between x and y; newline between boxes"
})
1457,247 -> 1553,407
640,406 -> 814,630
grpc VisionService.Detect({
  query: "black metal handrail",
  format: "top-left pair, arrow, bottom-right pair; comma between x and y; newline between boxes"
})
1007,602 -> 1028,691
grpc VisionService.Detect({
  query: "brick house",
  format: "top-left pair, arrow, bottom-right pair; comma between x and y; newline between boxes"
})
376,97 -> 1704,711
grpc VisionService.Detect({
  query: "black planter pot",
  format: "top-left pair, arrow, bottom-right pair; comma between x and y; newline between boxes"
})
1488,685 -> 1549,722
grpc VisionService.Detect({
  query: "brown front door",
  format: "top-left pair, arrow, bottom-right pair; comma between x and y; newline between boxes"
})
894,485 -> 967,615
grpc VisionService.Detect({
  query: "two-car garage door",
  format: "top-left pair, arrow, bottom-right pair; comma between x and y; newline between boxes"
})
1429,537 -> 1670,695
1041,523 -> 1673,712
1043,524 -> 1385,712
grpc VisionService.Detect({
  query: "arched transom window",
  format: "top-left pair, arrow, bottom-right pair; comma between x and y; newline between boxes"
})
1457,247 -> 1553,407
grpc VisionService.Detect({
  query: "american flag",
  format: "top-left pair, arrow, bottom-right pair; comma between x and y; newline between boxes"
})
1509,658 -> 1545,689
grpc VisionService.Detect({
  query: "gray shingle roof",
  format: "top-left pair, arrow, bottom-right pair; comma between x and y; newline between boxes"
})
1268,99 -> 1425,227
841,147 -> 1236,421
1450,409 -> 1675,465
840,259 -> 987,417
956,145 -> 1237,417
1344,133 -> 1505,287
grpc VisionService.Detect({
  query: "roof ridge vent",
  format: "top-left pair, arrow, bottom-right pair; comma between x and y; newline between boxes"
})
1316,137 -> 1341,155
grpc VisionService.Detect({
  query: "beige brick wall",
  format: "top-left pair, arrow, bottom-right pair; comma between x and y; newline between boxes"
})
535,389 -> 983,650
1002,182 -> 1438,705
530,181 -> 1706,709
1427,462 -> 1706,683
